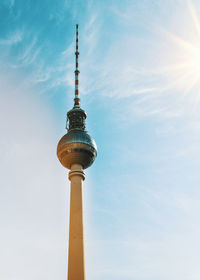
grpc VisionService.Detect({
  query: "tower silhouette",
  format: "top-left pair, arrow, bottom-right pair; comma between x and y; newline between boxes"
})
57,24 -> 97,280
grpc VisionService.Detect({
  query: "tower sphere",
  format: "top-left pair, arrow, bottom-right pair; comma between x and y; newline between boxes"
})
57,128 -> 97,170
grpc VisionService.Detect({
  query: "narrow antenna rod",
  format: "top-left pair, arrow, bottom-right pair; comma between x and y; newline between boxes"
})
74,24 -> 80,106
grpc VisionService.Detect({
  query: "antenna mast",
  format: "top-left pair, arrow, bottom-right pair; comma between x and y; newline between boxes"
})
74,24 -> 80,106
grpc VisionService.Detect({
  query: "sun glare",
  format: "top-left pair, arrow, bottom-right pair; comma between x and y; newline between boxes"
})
161,0 -> 200,100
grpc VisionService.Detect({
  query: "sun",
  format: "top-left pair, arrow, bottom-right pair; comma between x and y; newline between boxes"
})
159,0 -> 200,99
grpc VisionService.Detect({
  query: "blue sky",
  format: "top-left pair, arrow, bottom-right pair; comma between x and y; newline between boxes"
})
1,0 -> 200,279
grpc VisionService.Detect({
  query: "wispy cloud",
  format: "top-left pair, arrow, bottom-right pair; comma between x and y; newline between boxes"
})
17,37 -> 41,65
0,30 -> 23,45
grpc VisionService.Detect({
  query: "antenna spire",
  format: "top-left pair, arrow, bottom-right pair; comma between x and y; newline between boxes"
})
74,24 -> 80,106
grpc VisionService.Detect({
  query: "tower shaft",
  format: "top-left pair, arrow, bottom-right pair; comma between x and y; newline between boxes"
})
68,164 -> 85,280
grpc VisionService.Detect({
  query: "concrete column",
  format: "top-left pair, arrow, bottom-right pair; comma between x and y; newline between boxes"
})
68,164 -> 85,280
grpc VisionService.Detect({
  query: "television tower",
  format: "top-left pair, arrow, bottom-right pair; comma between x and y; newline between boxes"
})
57,24 -> 97,280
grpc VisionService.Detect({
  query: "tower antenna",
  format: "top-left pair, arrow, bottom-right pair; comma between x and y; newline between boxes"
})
74,24 -> 80,106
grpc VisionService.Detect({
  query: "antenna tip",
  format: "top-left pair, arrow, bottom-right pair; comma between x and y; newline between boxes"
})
76,24 -> 79,28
